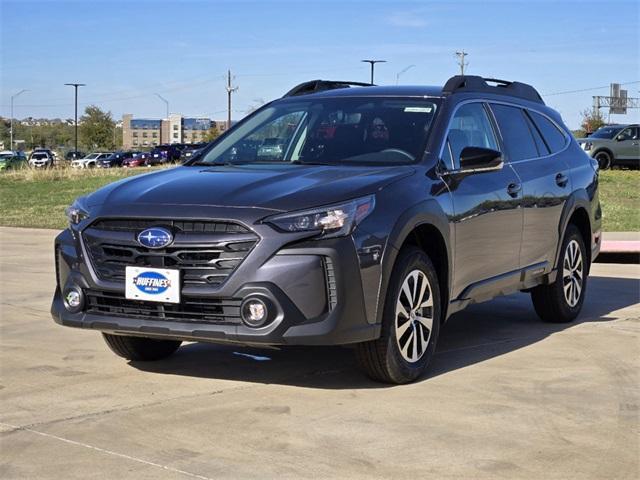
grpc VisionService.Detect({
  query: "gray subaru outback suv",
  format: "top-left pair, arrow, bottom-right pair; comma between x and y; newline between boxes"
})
52,76 -> 601,383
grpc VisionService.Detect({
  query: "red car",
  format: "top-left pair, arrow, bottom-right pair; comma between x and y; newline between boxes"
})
122,152 -> 150,168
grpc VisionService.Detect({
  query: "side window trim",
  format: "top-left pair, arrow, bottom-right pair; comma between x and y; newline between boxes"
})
523,109 -> 550,157
439,100 -> 501,170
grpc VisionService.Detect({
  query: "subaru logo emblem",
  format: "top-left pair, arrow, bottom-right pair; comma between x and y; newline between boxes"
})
137,227 -> 173,249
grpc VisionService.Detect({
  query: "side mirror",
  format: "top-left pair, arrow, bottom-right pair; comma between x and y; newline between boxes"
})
616,134 -> 626,141
459,147 -> 503,172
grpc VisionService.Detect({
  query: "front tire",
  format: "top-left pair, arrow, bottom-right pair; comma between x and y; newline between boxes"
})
531,225 -> 587,323
356,247 -> 441,384
102,333 -> 181,361
594,151 -> 612,170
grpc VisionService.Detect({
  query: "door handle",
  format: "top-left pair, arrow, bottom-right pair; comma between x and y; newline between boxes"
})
507,183 -> 522,198
555,173 -> 569,187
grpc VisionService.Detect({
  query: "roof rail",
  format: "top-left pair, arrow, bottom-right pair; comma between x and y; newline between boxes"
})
442,75 -> 544,104
283,80 -> 373,98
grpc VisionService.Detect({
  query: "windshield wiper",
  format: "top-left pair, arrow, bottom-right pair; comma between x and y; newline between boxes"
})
290,160 -> 334,166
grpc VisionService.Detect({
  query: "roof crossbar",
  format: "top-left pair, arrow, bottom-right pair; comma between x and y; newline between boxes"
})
442,75 -> 545,104
283,80 -> 373,98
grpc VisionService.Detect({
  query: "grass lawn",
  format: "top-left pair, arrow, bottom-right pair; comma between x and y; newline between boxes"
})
0,167 -> 638,231
598,169 -> 640,232
0,167 -> 167,229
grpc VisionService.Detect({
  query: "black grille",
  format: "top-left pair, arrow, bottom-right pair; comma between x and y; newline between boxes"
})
323,257 -> 337,311
86,290 -> 242,325
83,219 -> 259,286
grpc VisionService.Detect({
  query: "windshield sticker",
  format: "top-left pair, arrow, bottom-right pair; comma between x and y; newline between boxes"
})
404,107 -> 433,113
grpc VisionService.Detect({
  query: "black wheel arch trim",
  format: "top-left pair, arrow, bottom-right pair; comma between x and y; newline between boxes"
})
554,189 -> 593,273
376,200 -> 452,325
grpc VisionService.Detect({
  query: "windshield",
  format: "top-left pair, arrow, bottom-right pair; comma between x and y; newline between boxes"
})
0,153 -> 13,159
589,126 -> 623,139
32,153 -> 47,159
194,97 -> 440,166
83,153 -> 100,160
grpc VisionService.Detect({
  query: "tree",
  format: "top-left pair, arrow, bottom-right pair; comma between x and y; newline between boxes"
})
202,126 -> 221,142
79,105 -> 116,150
580,108 -> 605,135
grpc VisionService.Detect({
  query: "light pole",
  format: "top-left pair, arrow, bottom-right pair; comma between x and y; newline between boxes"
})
361,59 -> 386,85
396,65 -> 416,85
64,83 -> 85,155
155,93 -> 169,144
10,89 -> 27,151
155,93 -> 169,119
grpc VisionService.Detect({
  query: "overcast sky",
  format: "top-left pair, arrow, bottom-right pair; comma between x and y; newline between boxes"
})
1,0 -> 638,129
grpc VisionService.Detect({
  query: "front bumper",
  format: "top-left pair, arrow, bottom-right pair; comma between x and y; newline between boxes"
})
51,208 -> 380,346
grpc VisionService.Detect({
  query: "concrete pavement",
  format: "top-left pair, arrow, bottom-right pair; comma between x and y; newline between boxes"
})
1,227 -> 639,479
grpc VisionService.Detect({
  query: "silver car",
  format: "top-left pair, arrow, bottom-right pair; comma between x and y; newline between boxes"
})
577,124 -> 639,169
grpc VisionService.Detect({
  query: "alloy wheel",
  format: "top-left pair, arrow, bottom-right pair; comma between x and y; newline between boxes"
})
395,270 -> 434,363
563,239 -> 583,307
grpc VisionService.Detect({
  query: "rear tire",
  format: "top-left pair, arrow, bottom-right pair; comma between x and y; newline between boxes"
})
531,225 -> 587,323
102,333 -> 181,361
355,247 -> 441,384
594,151 -> 612,170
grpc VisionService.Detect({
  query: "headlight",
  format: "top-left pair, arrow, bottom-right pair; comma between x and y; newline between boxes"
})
265,195 -> 375,239
582,142 -> 593,151
65,198 -> 90,225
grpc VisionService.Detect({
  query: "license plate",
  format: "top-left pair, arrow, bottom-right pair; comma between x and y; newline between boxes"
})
125,267 -> 180,303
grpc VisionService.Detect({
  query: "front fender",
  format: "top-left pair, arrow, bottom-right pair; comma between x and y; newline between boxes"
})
375,199 -> 452,325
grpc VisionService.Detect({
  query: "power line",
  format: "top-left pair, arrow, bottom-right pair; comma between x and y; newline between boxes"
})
542,81 -> 640,97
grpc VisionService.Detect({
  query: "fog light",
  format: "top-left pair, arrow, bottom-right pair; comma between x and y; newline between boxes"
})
241,298 -> 268,327
63,287 -> 84,313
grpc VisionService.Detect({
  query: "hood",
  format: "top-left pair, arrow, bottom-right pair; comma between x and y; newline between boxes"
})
577,137 -> 611,144
86,164 -> 415,212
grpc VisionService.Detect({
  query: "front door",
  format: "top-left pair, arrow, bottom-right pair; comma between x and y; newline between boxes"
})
616,126 -> 640,160
441,102 -> 524,300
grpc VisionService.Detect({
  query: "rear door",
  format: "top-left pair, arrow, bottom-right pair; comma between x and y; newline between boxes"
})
490,104 -> 571,269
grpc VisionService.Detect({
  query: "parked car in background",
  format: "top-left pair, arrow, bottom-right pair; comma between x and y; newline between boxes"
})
53,76 -> 601,384
71,152 -> 112,169
29,150 -> 54,168
65,150 -> 86,161
181,143 -> 208,161
122,152 -> 149,168
0,151 -> 27,171
97,151 -> 141,168
148,144 -> 182,165
577,124 -> 639,169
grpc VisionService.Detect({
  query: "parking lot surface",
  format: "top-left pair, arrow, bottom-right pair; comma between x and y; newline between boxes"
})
1,227 -> 638,479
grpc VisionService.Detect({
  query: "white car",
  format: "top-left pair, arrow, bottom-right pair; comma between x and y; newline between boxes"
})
29,151 -> 54,168
71,152 -> 112,169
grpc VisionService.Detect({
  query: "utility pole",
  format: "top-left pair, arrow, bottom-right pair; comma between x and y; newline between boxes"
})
64,83 -> 85,155
226,70 -> 238,130
455,50 -> 468,76
10,89 -> 27,151
361,59 -> 386,85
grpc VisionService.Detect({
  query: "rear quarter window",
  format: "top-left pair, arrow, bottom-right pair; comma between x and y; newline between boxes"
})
529,111 -> 567,153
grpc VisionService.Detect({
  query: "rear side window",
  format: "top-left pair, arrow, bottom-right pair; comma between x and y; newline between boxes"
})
490,104 -> 538,162
529,111 -> 567,153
